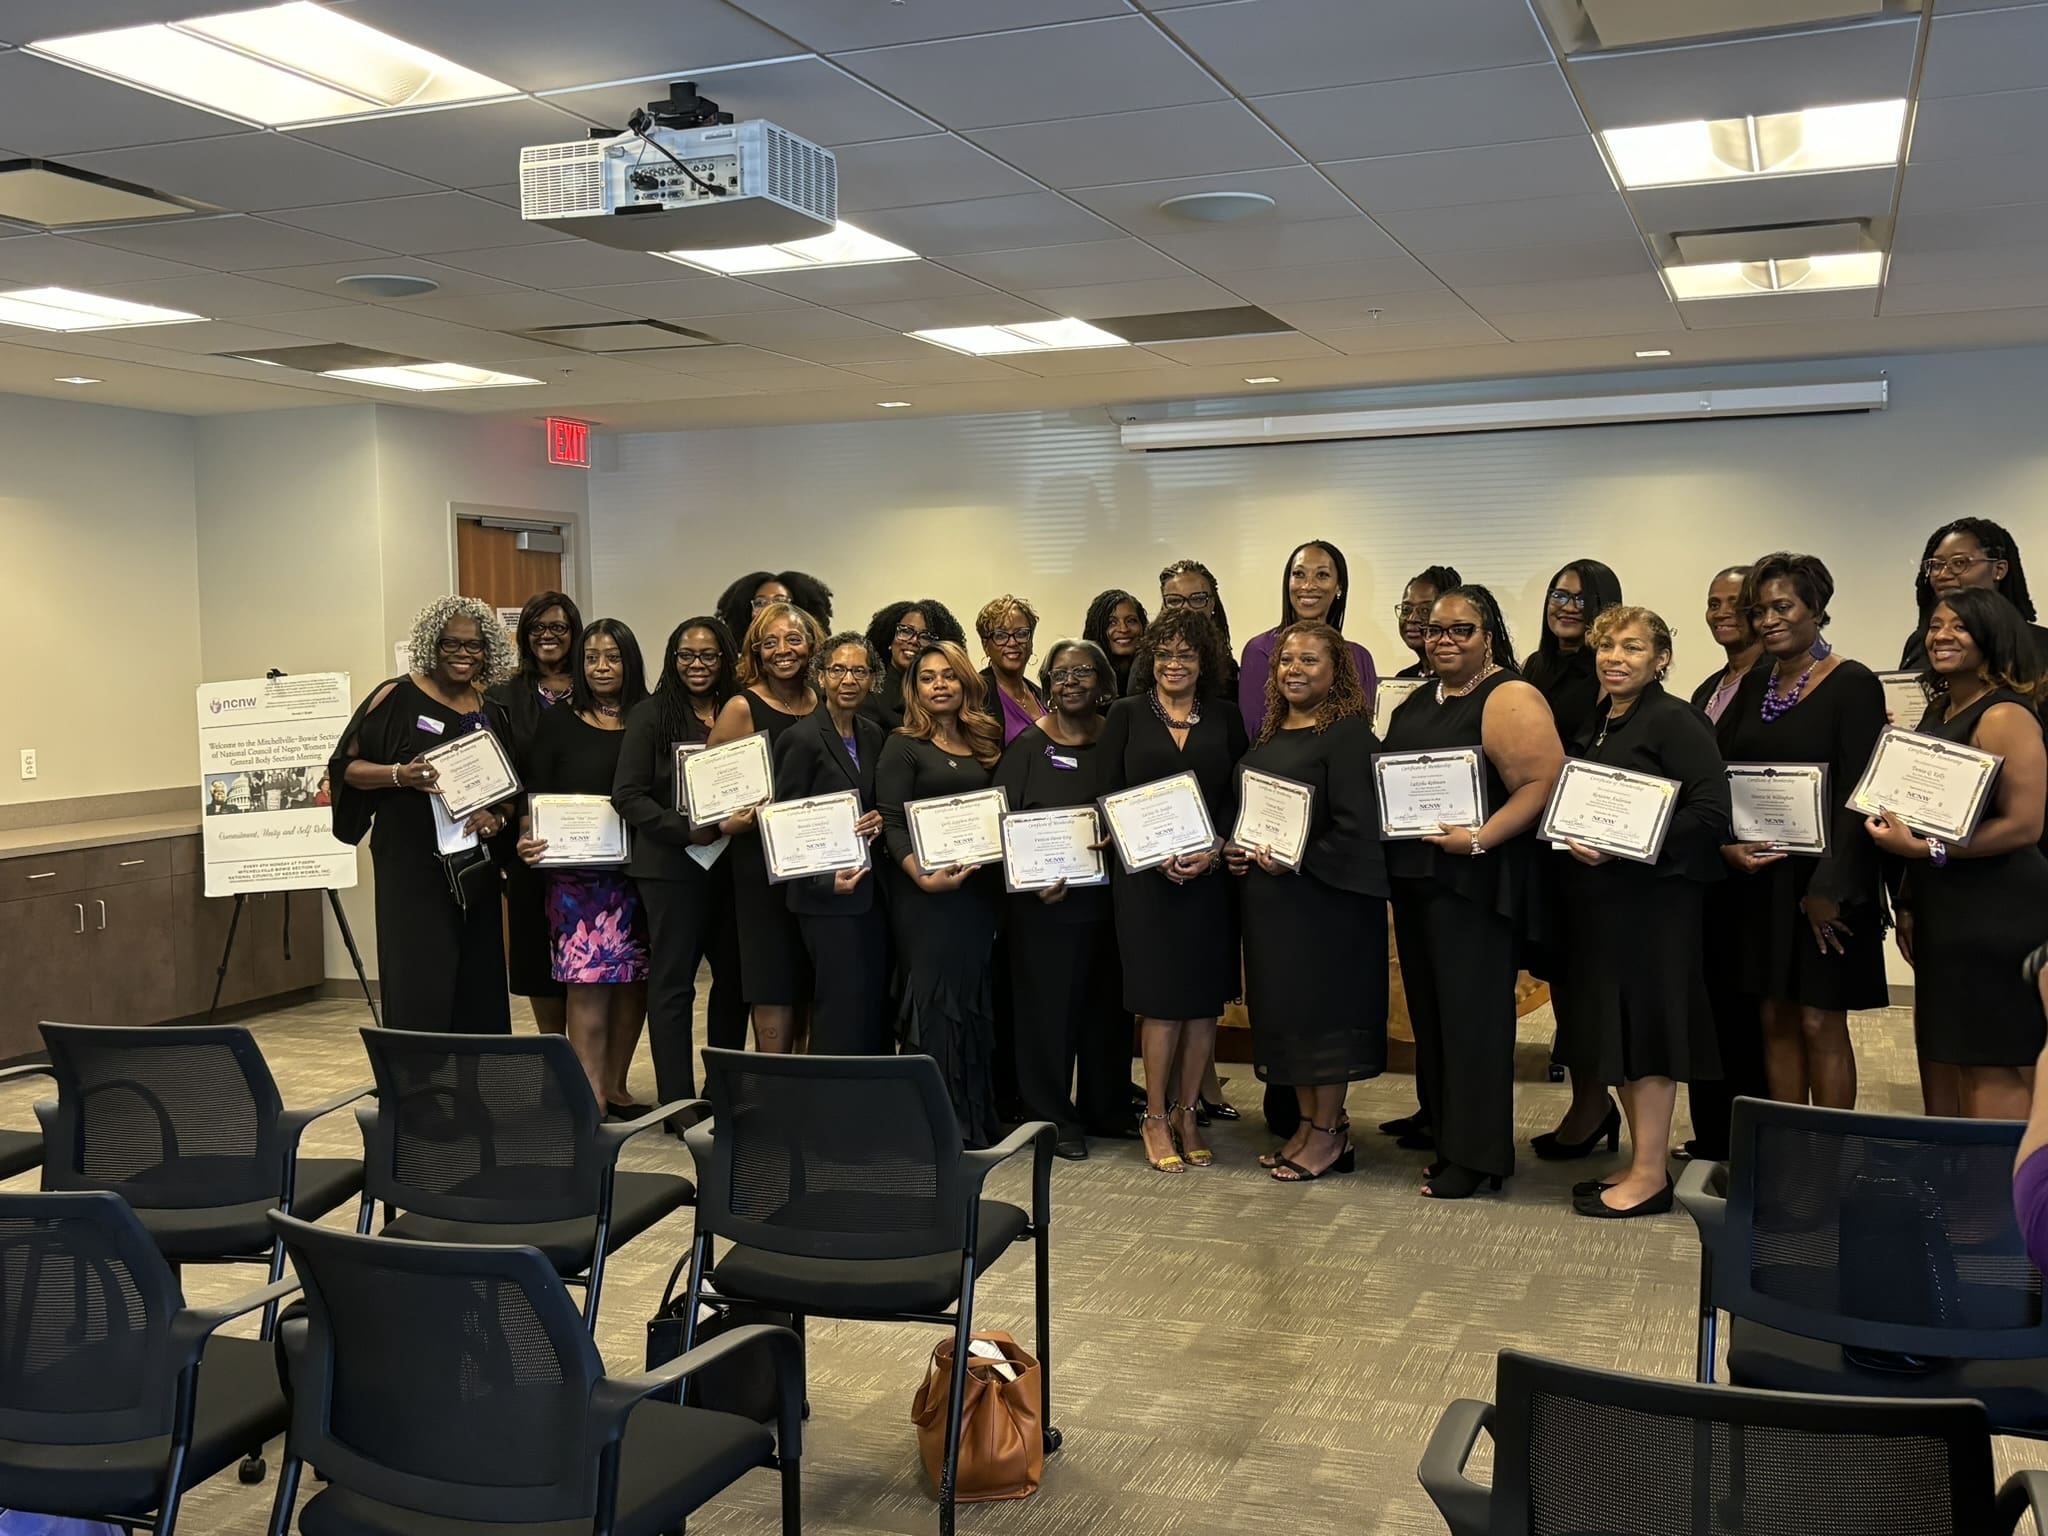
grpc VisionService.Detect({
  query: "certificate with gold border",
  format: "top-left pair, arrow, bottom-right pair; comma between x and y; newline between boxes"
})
1099,772 -> 1216,872
1538,760 -> 1679,865
1848,726 -> 2000,844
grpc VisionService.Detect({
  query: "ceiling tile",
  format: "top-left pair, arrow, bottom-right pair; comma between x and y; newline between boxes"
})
1566,19 -> 1920,129
267,192 -> 561,254
1422,239 -> 1655,286
554,276 -> 809,319
1139,332 -> 1341,365
1067,165 -> 1368,239
1886,244 -> 2048,286
944,239 -> 1192,289
839,356 -> 1031,384
1221,256 -> 1448,304
1624,165 -> 1900,233
684,308 -> 908,348
1253,64 -> 1585,161
430,240 -> 676,288
340,0 -> 796,93
741,260 -> 1006,304
1156,0 -> 1551,95
1315,313 -> 1506,353
105,318 -> 329,355
238,255 -> 526,301
1897,153 -> 2048,217
1909,87 -> 2048,164
725,0 -> 1130,51
0,52 -> 240,154
1321,137 -> 1615,214
838,294 -> 1058,329
1487,304 -> 1682,341
1261,289 -> 1483,330
0,232 -> 204,286
976,344 -> 1188,377
293,100 -> 598,190
857,193 -> 1119,256
834,18 -> 1225,130
1144,216 -> 1404,273
1894,200 -> 2048,252
88,271 -> 354,317
249,305 -> 580,364
542,58 -> 936,148
63,134 -> 439,214
833,135 -> 1044,211
967,102 -> 1299,189
628,343 -> 802,376
398,291 -> 639,329
71,215 -> 386,270
1454,272 -> 1672,314
1377,191 -> 1640,252
750,329 -> 938,364
1919,5 -> 2048,97
1882,272 -> 2048,314
1007,273 -> 1246,318
693,362 -> 871,392
1678,289 -> 1879,327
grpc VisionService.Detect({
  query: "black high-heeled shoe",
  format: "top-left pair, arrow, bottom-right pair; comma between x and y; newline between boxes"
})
1421,1163 -> 1503,1200
1572,1179 -> 1674,1219
1531,1103 -> 1621,1161
1379,1111 -> 1428,1137
1197,1094 -> 1240,1124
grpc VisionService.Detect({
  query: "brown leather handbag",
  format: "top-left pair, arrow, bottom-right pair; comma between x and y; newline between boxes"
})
910,1331 -> 1042,1502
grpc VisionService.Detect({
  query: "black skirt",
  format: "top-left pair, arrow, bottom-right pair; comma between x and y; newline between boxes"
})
1912,848 -> 2048,1066
1244,874 -> 1387,1086
1112,865 -> 1238,1020
1553,860 -> 1719,1084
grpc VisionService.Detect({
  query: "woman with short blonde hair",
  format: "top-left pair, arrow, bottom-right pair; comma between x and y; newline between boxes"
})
977,594 -> 1045,746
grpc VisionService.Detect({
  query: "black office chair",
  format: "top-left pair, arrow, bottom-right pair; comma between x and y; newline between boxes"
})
355,1028 -> 695,1332
676,1048 -> 1057,1536
1677,1096 -> 2048,1436
266,1211 -> 801,1536
1419,1348 -> 2048,1535
0,1062 -> 52,1180
0,1190 -> 296,1536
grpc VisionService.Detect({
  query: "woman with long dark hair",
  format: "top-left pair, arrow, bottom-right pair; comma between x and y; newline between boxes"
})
611,615 -> 745,1109
1900,517 -> 2046,671
1129,558 -> 1240,711
1523,559 -> 1625,748
862,598 -> 967,731
1083,589 -> 1148,697
1236,539 -> 1379,731
715,570 -> 835,654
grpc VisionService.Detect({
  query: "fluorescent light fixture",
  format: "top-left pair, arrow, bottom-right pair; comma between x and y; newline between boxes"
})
1244,375 -> 1282,384
658,222 -> 916,275
54,375 -> 103,385
318,362 -> 542,392
910,318 -> 1128,356
1604,99 -> 1906,188
1634,349 -> 1672,359
0,161 -> 201,227
29,2 -> 514,128
1665,250 -> 1883,300
875,400 -> 912,408
0,285 -> 204,330
1119,380 -> 1888,451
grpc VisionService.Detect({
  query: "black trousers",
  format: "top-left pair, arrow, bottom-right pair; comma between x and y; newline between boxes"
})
1684,885 -> 1765,1159
1007,898 -> 1126,1138
639,872 -> 746,1101
799,906 -> 893,1055
1391,878 -> 1518,1180
373,848 -> 510,1035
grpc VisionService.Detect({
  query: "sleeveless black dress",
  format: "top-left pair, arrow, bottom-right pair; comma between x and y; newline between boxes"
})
1906,688 -> 2048,1065
731,691 -> 813,1006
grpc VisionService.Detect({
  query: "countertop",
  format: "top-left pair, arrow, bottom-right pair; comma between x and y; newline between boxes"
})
0,811 -> 201,859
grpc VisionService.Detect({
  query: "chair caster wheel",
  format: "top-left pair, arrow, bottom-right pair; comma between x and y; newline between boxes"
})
1043,1426 -> 1063,1453
238,1454 -> 267,1484
1546,1062 -> 1566,1083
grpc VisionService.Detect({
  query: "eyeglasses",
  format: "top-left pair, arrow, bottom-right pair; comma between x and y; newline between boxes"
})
1420,623 -> 1481,643
823,664 -> 873,680
437,637 -> 486,656
893,624 -> 930,644
1160,592 -> 1214,611
674,649 -> 720,666
528,621 -> 572,639
1154,648 -> 1199,665
751,593 -> 788,612
1394,602 -> 1435,622
987,628 -> 1033,645
1047,665 -> 1098,684
1547,589 -> 1588,610
1924,555 -> 1992,578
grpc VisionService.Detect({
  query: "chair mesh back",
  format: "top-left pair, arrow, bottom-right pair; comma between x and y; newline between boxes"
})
40,1024 -> 283,1208
1497,1352 -> 1994,1536
360,1031 -> 601,1222
0,1193 -> 182,1445
697,1050 -> 968,1260
1729,1103 -> 2043,1354
275,1215 -> 605,1525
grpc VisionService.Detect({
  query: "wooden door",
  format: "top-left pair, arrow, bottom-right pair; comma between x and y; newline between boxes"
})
0,893 -> 94,1055
455,520 -> 566,619
89,879 -> 177,1026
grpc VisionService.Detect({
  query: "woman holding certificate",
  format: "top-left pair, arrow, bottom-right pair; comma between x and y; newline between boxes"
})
703,602 -> 825,1053
862,599 -> 967,732
516,620 -> 650,1111
1227,621 -> 1389,1183
1236,541 -> 1379,739
1720,552 -> 1888,1111
1868,588 -> 2048,1119
1548,607 -> 1731,1218
612,615 -> 746,1108
1381,586 -> 1563,1199
328,596 -> 518,1035
1098,609 -> 1249,1174
996,639 -> 1125,1159
771,632 -> 891,1056
876,640 -> 1007,1145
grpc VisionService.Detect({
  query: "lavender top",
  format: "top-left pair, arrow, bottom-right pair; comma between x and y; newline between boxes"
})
2018,1145 -> 2048,1274
1238,628 -> 1378,737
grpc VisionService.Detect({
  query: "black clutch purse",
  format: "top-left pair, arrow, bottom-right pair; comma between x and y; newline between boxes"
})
441,841 -> 498,911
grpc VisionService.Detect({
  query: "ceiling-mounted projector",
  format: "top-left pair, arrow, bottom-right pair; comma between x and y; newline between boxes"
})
519,81 -> 837,251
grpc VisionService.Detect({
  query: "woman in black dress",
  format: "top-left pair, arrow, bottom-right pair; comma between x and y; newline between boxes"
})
703,602 -> 824,1052
1898,518 -> 2047,673
1382,586 -> 1563,1199
1098,609 -> 1248,1173
1551,607 -> 1731,1218
773,633 -> 890,1055
717,570 -> 835,653
515,619 -> 650,1111
611,615 -> 745,1110
996,639 -> 1124,1160
861,598 -> 966,732
328,596 -> 517,1034
486,591 -> 580,1037
876,640 -> 1006,1144
1720,551 -> 1888,1110
1083,590 -> 1147,697
1868,588 -> 2048,1119
1227,621 -> 1388,1183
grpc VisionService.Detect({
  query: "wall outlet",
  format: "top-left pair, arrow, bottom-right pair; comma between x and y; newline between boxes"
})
18,749 -> 35,780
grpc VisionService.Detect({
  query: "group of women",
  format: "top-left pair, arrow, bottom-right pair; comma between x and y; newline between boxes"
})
329,515 -> 2048,1215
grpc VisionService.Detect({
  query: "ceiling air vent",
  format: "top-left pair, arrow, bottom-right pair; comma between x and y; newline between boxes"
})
0,159 -> 210,229
221,343 -> 419,373
1094,306 -> 1291,345
1671,220 -> 1872,265
512,319 -> 719,353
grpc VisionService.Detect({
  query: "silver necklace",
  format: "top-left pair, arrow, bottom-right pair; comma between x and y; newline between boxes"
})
1435,662 -> 1500,704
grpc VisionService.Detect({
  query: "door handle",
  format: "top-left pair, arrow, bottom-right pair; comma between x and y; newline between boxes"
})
73,903 -> 84,935
95,900 -> 107,931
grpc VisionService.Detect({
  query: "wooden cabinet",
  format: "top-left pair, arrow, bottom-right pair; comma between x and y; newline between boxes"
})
86,878 -> 176,1027
0,891 -> 95,1058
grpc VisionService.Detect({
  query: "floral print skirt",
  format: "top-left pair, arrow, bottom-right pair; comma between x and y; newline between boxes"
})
545,869 -> 649,985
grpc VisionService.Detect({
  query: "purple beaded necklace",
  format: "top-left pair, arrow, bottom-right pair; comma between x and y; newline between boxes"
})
1759,638 -> 1831,722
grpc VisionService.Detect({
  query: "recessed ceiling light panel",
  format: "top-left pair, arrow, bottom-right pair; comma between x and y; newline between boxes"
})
909,318 -> 1127,356
658,222 -> 915,275
0,160 -> 205,228
0,285 -> 203,330
319,362 -> 542,391
29,2 -> 515,128
1604,100 -> 1906,189
1665,250 -> 1883,300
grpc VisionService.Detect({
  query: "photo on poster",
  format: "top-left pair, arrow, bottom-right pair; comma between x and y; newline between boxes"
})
196,673 -> 360,897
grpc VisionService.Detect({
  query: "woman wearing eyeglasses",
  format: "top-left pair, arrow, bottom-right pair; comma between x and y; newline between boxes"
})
1236,540 -> 1379,736
702,602 -> 825,1053
715,570 -> 836,657
1899,519 -> 2047,674
1382,587 -> 1563,1199
1391,565 -> 1463,680
612,615 -> 746,1110
997,639 -> 1128,1159
977,595 -> 1046,747
862,598 -> 967,731
1083,589 -> 1148,698
329,596 -> 518,1034
486,592 -> 581,1038
772,632 -> 891,1055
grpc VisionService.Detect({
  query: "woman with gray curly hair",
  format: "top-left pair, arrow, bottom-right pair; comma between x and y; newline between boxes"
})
328,595 -> 519,1033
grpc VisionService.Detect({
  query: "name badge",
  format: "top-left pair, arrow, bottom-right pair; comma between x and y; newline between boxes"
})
1048,752 -> 1079,770
416,715 -> 447,735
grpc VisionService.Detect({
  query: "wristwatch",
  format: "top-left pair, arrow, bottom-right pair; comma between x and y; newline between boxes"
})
1926,836 -> 1948,868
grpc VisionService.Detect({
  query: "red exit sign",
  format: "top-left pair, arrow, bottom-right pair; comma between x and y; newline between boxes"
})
546,417 -> 591,468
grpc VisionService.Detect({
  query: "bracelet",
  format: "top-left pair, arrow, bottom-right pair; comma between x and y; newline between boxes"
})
389,764 -> 400,788
1468,828 -> 1487,857
1926,836 -> 1948,868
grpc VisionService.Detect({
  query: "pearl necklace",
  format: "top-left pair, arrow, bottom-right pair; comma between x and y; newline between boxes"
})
1436,663 -> 1500,704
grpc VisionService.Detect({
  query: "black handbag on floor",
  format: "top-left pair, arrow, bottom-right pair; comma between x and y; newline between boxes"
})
646,1257 -> 795,1423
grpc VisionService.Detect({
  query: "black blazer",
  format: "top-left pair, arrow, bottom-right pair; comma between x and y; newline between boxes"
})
611,695 -> 710,882
772,705 -> 886,915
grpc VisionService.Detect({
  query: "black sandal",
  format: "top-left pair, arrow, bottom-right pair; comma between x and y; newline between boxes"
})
1270,1121 -> 1355,1182
1421,1163 -> 1503,1200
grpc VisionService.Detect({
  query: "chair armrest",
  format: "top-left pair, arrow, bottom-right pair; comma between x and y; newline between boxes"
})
1416,1397 -> 1495,1536
963,1119 -> 1055,1226
0,1063 -> 52,1090
587,1323 -> 803,1445
279,1085 -> 373,1146
1996,1468 -> 2048,1533
1674,1157 -> 1728,1255
597,1099 -> 707,1159
167,1276 -> 303,1363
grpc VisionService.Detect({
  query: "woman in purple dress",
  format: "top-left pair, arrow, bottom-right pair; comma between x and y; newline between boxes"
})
977,595 -> 1046,747
1237,539 -> 1378,732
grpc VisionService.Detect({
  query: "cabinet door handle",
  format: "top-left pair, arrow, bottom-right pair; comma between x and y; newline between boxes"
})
118,858 -> 146,868
95,899 -> 107,931
27,870 -> 56,880
73,903 -> 84,935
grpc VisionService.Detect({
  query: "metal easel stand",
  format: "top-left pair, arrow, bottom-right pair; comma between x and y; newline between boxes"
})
204,887 -> 379,1027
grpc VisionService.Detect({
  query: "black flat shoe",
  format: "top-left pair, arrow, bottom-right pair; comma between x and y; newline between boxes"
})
1531,1103 -> 1621,1161
606,1100 -> 651,1122
1573,1179 -> 1674,1219
1421,1163 -> 1504,1200
1396,1129 -> 1436,1152
1054,1138 -> 1089,1162
1379,1112 -> 1428,1137
1198,1095 -> 1240,1123
1572,1176 -> 1620,1198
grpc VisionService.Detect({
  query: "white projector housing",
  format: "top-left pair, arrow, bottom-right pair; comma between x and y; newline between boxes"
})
519,119 -> 836,251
